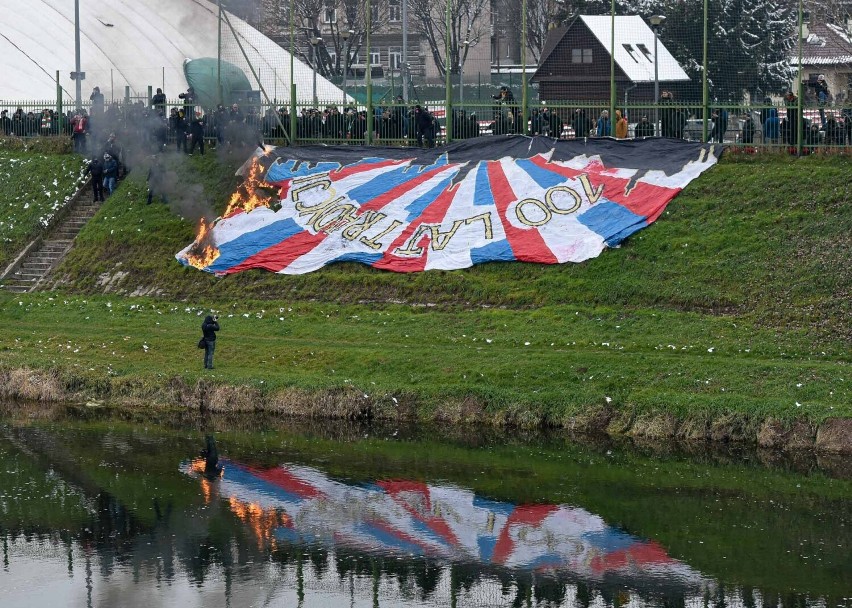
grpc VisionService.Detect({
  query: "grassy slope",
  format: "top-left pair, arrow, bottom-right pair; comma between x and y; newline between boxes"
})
0,150 -> 87,267
0,150 -> 849,424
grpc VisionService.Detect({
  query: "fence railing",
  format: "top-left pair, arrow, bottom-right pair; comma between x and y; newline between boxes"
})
2,97 -> 851,153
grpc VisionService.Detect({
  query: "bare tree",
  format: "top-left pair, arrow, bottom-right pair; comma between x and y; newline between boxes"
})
409,0 -> 490,78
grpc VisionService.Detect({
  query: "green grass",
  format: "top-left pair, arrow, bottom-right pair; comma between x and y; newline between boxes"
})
0,293 -> 848,423
0,150 -> 849,427
0,150 -> 87,267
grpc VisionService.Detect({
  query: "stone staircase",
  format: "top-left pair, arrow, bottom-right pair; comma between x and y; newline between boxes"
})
1,197 -> 101,293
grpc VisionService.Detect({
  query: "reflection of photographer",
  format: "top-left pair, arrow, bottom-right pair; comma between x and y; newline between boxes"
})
200,314 -> 220,370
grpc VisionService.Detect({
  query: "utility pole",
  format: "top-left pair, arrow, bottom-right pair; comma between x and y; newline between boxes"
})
74,0 -> 82,110
402,0 -> 409,102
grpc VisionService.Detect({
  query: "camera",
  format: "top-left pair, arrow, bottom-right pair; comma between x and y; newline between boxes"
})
213,314 -> 219,321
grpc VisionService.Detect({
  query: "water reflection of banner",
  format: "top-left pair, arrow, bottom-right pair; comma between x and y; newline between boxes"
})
176,138 -> 721,275
182,459 -> 703,584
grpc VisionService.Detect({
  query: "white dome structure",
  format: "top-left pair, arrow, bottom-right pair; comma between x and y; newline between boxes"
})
0,0 -> 348,104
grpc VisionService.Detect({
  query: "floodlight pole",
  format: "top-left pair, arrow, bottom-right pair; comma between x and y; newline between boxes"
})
311,37 -> 321,108
649,15 -> 665,136
402,0 -> 409,102
217,0 -> 223,106
74,0 -> 82,110
342,29 -> 353,105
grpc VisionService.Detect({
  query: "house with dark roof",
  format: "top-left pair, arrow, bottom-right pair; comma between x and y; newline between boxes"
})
795,21 -> 852,104
531,15 -> 690,103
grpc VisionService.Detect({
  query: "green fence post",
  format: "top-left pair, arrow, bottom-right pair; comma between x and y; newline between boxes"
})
702,0 -> 709,142
444,0 -> 452,142
521,0 -> 528,135
289,0 -> 296,145
366,0 -> 373,145
56,70 -> 62,120
609,0 -> 616,135
796,0 -> 803,156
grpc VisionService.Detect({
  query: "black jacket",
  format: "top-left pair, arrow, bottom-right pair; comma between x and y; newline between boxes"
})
85,158 -> 104,179
202,315 -> 220,341
201,315 -> 219,342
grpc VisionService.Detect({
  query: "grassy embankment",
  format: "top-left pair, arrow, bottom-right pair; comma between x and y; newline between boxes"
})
0,147 -> 849,441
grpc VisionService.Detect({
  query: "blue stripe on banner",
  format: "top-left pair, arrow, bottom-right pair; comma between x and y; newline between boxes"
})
472,496 -> 516,517
473,162 -> 495,207
577,201 -> 647,247
328,252 -> 384,266
223,464 -> 306,505
478,536 -> 498,562
206,217 -> 304,273
581,529 -> 638,552
357,523 -> 426,556
404,177 -> 453,222
266,159 -> 341,182
470,239 -> 515,265
347,156 -> 449,205
516,158 -> 572,189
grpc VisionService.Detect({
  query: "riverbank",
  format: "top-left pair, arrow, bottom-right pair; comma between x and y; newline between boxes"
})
0,150 -> 848,452
0,293 -> 849,452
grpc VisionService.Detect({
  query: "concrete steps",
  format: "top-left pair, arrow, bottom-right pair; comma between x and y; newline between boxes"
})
1,192 -> 102,293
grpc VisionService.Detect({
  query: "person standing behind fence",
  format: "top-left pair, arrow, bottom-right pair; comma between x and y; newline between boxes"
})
614,110 -> 628,139
595,110 -> 611,137
814,75 -> 829,126
201,314 -> 219,370
151,88 -> 167,116
189,110 -> 205,155
660,91 -> 685,138
172,108 -> 188,153
782,90 -> 800,146
0,110 -> 10,136
763,107 -> 780,144
90,87 -> 104,114
414,105 -> 435,148
571,108 -> 591,139
71,111 -> 88,153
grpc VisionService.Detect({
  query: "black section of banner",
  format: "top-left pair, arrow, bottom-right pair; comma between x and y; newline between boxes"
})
262,137 -> 723,183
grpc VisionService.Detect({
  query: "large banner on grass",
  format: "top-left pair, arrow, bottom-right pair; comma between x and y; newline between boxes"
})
177,137 -> 722,275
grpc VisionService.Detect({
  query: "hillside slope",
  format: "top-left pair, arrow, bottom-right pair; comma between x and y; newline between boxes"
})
47,150 -> 851,344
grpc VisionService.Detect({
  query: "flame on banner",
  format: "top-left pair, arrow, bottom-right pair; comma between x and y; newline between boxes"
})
224,157 -> 276,217
182,217 -> 220,270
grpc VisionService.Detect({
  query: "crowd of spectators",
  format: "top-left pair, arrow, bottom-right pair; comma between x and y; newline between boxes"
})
3,84 -> 852,150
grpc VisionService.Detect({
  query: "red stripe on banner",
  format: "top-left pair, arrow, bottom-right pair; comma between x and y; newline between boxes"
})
529,155 -> 681,222
223,230 -> 327,275
491,504 -> 560,565
378,481 -> 461,548
248,466 -> 325,499
487,160 -> 558,264
330,158 -> 407,181
371,185 -> 457,272
601,181 -> 682,223
589,540 -> 672,574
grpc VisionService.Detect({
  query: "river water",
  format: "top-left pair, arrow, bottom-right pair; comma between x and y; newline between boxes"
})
1,405 -> 850,608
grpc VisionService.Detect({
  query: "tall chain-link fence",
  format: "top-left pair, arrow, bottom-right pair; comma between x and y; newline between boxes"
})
1,0 -> 851,152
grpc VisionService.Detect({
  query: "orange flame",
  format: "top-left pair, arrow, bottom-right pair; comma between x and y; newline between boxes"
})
224,157 -> 276,217
183,217 -> 221,270
228,496 -> 291,550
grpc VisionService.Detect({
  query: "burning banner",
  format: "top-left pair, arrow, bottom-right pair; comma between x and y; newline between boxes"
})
176,137 -> 722,275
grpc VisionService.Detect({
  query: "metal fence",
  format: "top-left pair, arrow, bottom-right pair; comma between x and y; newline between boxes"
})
2,0 -> 852,153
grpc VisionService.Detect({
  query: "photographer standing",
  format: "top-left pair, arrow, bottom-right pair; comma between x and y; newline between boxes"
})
201,314 -> 220,370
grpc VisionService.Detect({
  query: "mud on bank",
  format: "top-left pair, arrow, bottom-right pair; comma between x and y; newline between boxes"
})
3,365 -> 850,454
